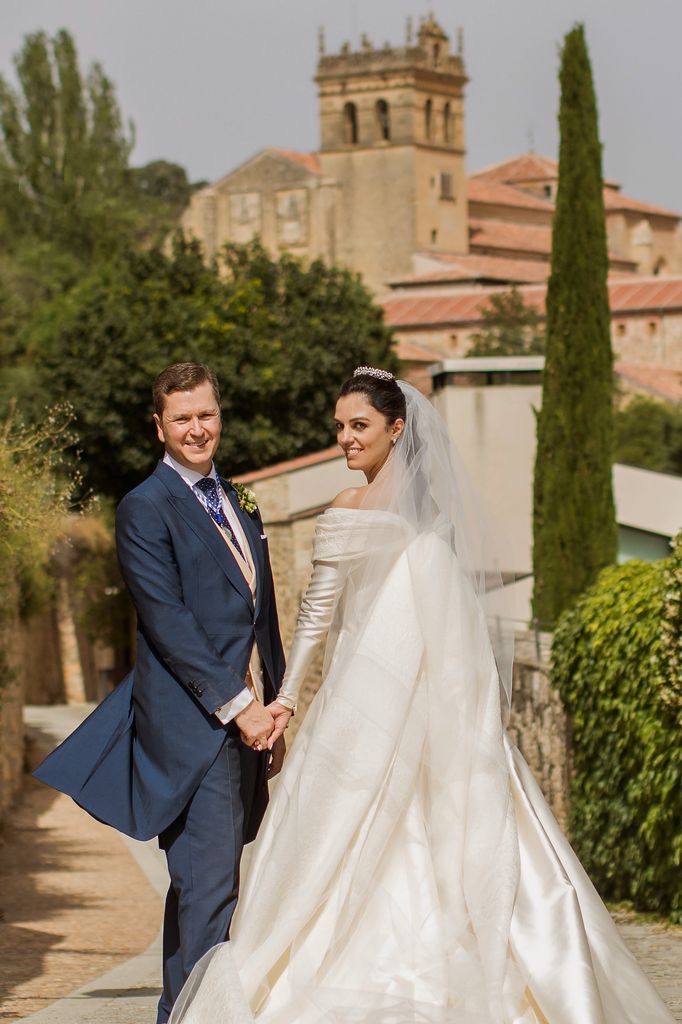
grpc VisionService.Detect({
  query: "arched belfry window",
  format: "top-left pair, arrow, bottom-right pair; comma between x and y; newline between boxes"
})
343,102 -> 358,145
443,102 -> 453,144
424,99 -> 433,141
376,99 -> 390,141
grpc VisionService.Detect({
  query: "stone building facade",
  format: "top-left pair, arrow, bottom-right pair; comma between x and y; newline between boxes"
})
181,15 -> 470,292
182,149 -> 331,266
314,17 -> 468,290
383,276 -> 682,398
180,15 -> 681,293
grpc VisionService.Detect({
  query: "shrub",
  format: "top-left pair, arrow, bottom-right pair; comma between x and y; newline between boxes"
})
552,536 -> 682,920
0,406 -> 78,689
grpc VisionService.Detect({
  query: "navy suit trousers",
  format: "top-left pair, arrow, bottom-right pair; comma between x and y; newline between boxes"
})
156,727 -> 259,1023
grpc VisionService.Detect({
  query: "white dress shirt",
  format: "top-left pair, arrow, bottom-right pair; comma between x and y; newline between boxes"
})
163,452 -> 259,724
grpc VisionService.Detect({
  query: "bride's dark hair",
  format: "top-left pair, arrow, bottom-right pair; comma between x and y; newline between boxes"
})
338,371 -> 407,423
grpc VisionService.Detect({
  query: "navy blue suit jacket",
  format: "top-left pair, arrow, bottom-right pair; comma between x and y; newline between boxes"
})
34,461 -> 286,842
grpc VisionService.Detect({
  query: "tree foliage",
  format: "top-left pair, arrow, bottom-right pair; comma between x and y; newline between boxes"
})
34,237 -> 397,501
614,396 -> 682,476
532,25 -> 617,626
551,539 -> 682,921
467,287 -> 544,357
0,29 -> 134,259
128,160 -> 193,209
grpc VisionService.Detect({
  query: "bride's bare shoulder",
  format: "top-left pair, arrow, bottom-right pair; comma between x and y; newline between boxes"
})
330,487 -> 368,510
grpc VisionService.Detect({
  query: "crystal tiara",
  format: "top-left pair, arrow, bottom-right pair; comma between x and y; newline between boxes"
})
353,366 -> 394,381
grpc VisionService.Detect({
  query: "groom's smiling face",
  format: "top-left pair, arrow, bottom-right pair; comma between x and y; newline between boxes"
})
154,381 -> 222,476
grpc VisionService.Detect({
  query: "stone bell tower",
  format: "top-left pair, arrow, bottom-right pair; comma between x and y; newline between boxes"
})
316,14 -> 468,291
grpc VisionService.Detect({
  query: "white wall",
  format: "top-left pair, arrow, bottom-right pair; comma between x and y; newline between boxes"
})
286,456 -> 361,515
432,383 -> 541,578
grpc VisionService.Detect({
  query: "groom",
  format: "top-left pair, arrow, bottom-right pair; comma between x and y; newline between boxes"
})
34,362 -> 291,1022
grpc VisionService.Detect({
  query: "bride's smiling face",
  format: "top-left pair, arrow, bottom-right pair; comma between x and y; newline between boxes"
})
334,393 -> 403,482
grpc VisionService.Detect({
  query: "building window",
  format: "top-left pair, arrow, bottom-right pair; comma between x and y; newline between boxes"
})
343,102 -> 358,145
648,321 -> 658,335
544,184 -> 553,198
376,99 -> 390,141
440,172 -> 454,200
432,43 -> 440,67
443,102 -> 452,144
616,322 -> 627,336
425,98 -> 432,141
431,228 -> 438,244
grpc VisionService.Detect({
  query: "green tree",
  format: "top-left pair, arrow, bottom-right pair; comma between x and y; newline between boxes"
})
0,29 -> 134,258
466,287 -> 544,357
33,238 -> 397,501
532,25 -> 617,626
614,396 -> 682,476
129,160 -> 193,209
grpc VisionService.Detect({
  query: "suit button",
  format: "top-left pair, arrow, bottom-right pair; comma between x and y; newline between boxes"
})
196,687 -> 204,697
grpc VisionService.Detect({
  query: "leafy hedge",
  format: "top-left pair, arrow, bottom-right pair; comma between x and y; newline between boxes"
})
552,532 -> 682,921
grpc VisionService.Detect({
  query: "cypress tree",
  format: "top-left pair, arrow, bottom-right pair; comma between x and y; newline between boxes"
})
532,24 -> 617,626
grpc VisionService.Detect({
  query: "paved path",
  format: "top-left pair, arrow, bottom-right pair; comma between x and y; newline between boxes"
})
5,705 -> 682,1023
11,706 -> 165,1024
614,913 -> 682,1022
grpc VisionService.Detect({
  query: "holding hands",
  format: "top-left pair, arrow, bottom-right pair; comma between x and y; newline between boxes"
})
235,699 -> 293,777
266,701 -> 293,748
235,699 -> 275,751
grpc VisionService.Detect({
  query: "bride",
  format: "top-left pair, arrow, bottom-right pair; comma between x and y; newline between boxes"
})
169,369 -> 673,1023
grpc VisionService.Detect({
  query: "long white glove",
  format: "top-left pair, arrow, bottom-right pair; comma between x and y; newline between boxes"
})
275,559 -> 344,710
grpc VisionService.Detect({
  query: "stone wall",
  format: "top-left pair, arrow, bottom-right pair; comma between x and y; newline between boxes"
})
0,609 -> 24,822
0,576 -> 36,822
0,564 -> 122,824
508,630 -> 571,829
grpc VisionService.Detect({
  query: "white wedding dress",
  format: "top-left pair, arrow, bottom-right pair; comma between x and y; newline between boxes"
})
169,508 -> 673,1024
170,382 -> 673,1023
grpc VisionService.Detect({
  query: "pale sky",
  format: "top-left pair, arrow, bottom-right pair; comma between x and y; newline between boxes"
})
1,0 -> 680,212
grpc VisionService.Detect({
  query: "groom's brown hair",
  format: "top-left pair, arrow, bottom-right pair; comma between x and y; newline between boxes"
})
152,362 -> 221,418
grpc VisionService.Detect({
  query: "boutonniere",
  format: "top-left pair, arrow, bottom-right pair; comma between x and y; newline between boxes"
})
230,481 -> 258,515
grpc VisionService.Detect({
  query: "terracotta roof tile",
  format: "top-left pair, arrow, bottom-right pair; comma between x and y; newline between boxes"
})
270,148 -> 321,175
471,152 -> 620,190
235,445 -> 339,483
601,188 -> 680,219
608,276 -> 682,311
615,362 -> 682,403
381,276 -> 682,328
468,218 -> 552,256
472,153 -> 560,184
389,253 -> 549,286
469,153 -> 679,220
467,177 -> 554,212
467,219 -> 636,272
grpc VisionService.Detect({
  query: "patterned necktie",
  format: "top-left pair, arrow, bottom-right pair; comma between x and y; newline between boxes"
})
194,477 -> 245,560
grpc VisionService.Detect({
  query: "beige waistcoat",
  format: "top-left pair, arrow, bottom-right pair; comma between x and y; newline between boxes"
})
212,491 -> 264,702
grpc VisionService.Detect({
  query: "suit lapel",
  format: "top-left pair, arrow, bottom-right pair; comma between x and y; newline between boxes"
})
223,481 -> 265,619
154,462 -> 253,610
